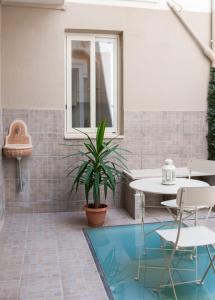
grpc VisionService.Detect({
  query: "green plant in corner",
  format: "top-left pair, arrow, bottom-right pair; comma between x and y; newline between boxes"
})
208,67 -> 215,160
64,120 -> 129,227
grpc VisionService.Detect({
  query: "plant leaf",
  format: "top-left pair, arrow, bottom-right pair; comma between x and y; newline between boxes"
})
96,120 -> 106,153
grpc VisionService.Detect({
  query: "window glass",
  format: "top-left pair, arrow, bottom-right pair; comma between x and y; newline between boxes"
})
71,40 -> 91,128
96,40 -> 114,128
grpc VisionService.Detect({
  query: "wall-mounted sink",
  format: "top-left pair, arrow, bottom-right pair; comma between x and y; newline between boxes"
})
3,144 -> 32,159
3,120 -> 33,159
3,120 -> 33,191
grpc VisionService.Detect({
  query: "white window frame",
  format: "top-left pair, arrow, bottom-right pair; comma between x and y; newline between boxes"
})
65,33 -> 120,139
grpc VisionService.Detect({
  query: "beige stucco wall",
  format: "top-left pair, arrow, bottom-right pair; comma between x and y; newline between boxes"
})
0,4 -> 5,223
2,3 -> 211,111
0,4 -> 1,109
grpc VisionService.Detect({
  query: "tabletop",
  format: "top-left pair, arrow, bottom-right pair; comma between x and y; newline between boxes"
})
129,177 -> 209,195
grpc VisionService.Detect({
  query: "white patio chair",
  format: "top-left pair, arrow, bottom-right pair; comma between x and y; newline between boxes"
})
156,186 -> 215,300
161,159 -> 215,225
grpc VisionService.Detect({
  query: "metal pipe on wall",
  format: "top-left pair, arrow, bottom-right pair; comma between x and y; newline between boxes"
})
167,0 -> 215,65
211,0 -> 215,68
212,0 -> 215,67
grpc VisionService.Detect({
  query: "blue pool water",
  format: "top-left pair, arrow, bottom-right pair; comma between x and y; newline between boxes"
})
86,223 -> 215,300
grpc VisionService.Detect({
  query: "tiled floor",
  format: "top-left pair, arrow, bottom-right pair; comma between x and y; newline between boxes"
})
0,208 -> 215,300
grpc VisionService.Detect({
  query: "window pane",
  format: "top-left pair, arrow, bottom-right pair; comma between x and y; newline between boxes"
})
96,40 -> 115,128
72,41 -> 90,128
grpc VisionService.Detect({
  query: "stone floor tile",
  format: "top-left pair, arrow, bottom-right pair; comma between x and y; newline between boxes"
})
0,280 -> 20,300
20,276 -> 63,299
23,252 -> 58,265
0,263 -> 22,281
64,293 -> 108,300
22,263 -> 61,280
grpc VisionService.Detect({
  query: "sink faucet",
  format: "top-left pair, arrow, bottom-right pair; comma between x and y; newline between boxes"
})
15,126 -> 20,135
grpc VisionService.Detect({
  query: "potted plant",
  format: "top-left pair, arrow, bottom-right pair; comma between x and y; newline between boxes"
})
66,121 -> 128,227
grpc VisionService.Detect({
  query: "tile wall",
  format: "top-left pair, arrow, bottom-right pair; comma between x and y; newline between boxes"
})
2,109 -> 207,213
0,109 -> 5,221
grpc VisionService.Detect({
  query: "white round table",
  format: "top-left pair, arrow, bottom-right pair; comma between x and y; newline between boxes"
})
129,177 -> 209,222
130,177 -> 209,195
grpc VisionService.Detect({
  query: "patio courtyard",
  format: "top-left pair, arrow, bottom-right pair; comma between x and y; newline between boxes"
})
0,0 -> 215,299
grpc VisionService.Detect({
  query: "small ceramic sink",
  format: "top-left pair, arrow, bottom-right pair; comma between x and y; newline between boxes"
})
3,144 -> 33,158
3,120 -> 33,159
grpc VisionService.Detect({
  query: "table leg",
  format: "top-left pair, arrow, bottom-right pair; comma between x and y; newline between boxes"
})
135,191 -> 145,281
141,191 -> 146,255
141,191 -> 145,224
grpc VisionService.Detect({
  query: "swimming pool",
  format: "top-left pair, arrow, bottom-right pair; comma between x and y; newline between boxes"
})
85,222 -> 215,300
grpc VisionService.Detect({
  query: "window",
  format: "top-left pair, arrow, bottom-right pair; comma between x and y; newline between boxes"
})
65,33 -> 121,138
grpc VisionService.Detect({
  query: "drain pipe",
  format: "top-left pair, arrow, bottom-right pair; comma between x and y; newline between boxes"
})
212,0 -> 215,67
16,157 -> 23,191
208,0 -> 215,161
167,1 -> 215,64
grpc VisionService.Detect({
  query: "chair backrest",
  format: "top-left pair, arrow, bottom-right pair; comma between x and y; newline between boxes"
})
173,186 -> 215,249
176,186 -> 215,209
188,159 -> 215,177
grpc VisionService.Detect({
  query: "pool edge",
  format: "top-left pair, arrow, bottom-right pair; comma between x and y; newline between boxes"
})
83,228 -> 115,300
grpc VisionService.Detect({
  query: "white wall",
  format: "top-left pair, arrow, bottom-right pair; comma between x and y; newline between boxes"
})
1,2 -> 211,110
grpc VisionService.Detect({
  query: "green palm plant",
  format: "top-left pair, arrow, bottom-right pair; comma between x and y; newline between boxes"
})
65,121 -> 128,209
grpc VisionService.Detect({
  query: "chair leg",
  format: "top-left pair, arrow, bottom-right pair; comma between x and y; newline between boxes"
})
195,246 -> 198,282
166,207 -> 178,222
135,192 -> 145,281
134,249 -> 142,281
135,227 -> 144,281
189,210 -> 198,261
200,254 -> 215,285
168,267 -> 178,300
206,246 -> 215,273
159,247 -> 178,300
195,210 -> 198,226
166,207 -> 194,227
205,206 -> 213,226
154,240 -> 173,294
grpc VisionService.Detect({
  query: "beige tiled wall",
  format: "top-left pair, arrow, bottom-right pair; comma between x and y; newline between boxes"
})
123,111 -> 208,168
0,110 -> 5,220
2,109 -> 207,213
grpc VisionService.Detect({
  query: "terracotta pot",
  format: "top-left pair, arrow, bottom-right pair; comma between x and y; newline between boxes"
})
84,204 -> 107,227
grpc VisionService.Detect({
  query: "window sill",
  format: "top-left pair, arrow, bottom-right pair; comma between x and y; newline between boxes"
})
64,133 -> 125,140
